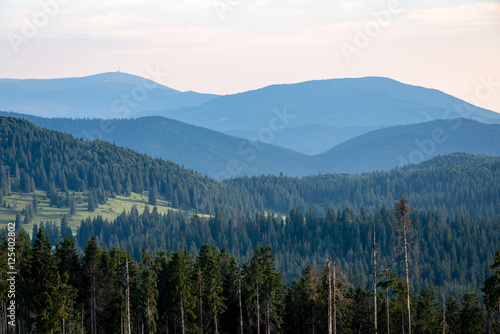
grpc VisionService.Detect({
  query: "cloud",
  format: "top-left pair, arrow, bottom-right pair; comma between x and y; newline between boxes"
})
403,2 -> 500,31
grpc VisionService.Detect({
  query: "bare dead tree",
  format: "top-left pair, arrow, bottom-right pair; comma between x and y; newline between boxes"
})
394,194 -> 416,334
126,258 -> 131,334
327,260 -> 332,334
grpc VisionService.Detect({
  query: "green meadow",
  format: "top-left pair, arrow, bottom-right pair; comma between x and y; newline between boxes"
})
0,190 -> 184,237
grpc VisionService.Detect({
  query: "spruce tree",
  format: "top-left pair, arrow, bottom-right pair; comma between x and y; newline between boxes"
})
149,182 -> 158,206
394,194 -> 416,334
197,244 -> 226,334
32,193 -> 39,213
167,249 -> 196,334
460,293 -> 483,334
141,249 -> 159,334
88,191 -> 95,212
82,237 -> 101,334
31,228 -> 60,332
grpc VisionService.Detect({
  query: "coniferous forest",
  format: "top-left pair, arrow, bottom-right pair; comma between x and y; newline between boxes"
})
1,116 -> 500,333
1,228 -> 499,333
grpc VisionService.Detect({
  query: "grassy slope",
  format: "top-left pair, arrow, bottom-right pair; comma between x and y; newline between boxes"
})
0,189 -> 190,238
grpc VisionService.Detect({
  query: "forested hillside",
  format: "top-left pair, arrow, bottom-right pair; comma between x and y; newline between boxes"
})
313,119 -> 500,173
1,227 -> 498,333
0,116 -> 257,215
0,112 -> 312,179
72,203 -> 500,293
1,116 -> 500,333
2,111 -> 500,177
1,117 -> 499,219
227,153 -> 500,219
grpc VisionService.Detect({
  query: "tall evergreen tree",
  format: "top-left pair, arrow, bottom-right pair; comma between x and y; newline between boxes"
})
141,249 -> 159,334
167,249 -> 196,334
82,237 -> 101,334
415,288 -> 440,334
31,228 -> 60,332
394,194 -> 416,334
196,244 -> 226,334
149,182 -> 158,206
460,293 -> 483,334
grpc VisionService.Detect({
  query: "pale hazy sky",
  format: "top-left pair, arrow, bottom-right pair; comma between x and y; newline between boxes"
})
1,0 -> 500,112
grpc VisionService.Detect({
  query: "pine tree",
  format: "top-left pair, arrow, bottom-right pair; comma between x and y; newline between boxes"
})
32,193 -> 39,213
444,297 -> 460,334
60,215 -> 73,240
197,244 -> 226,334
141,249 -> 158,334
15,212 -> 22,233
83,237 -> 101,334
31,228 -> 60,332
485,248 -> 500,334
88,191 -> 95,212
167,249 -> 196,334
70,196 -> 76,216
149,182 -> 158,206
460,293 -> 483,334
56,237 -> 81,290
394,194 -> 416,334
43,273 -> 80,334
415,288 -> 439,333
244,246 -> 284,334
378,268 -> 399,334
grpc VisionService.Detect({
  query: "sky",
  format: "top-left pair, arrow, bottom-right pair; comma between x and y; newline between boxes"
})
1,0 -> 500,112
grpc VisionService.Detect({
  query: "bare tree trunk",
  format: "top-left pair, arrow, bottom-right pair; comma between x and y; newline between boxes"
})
215,303 -> 219,334
198,270 -> 203,334
442,290 -> 446,334
333,261 -> 337,334
256,282 -> 260,334
180,294 -> 185,334
91,275 -> 96,334
396,196 -> 413,334
327,260 -> 332,334
403,222 -> 411,334
126,258 -> 132,334
82,307 -> 84,334
497,293 -> 500,334
386,288 -> 390,334
148,303 -> 152,334
238,269 -> 244,334
374,220 -> 378,334
266,300 -> 271,334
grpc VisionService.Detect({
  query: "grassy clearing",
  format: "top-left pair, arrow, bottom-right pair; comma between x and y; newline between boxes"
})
0,190 -> 187,238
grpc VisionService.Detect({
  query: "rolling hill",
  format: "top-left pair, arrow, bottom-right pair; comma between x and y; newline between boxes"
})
313,118 -> 500,174
0,112 -> 311,179
0,72 -> 217,118
1,112 -> 499,178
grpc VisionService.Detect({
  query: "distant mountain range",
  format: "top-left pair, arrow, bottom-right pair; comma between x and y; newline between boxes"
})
151,76 -> 500,153
2,73 -> 499,155
0,72 -> 217,119
312,118 -> 500,173
2,111 -> 499,178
